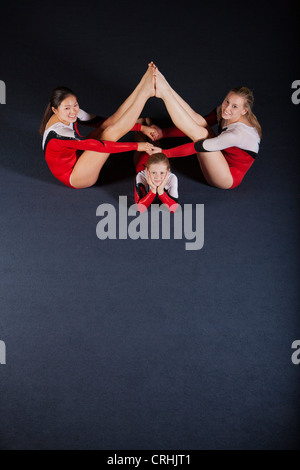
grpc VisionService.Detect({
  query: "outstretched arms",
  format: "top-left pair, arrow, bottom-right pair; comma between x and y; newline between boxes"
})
49,136 -> 161,155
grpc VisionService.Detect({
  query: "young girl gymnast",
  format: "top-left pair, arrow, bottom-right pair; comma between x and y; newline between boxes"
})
40,64 -> 160,189
134,125 -> 179,213
148,64 -> 262,190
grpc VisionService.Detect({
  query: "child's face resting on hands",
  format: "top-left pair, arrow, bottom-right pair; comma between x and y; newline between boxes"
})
147,163 -> 169,187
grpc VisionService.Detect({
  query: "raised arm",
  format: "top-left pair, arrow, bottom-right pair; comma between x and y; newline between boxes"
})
134,183 -> 156,211
134,169 -> 157,213
156,172 -> 178,213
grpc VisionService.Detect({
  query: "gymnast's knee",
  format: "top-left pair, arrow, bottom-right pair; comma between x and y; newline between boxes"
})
100,125 -> 117,141
70,174 -> 98,189
208,176 -> 234,190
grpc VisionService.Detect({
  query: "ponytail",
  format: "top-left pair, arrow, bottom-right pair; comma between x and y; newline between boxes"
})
39,103 -> 53,135
247,109 -> 262,140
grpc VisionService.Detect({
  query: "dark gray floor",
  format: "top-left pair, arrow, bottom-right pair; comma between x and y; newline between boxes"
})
0,0 -> 299,450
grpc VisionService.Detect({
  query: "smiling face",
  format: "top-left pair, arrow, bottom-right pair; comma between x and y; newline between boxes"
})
221,92 -> 248,123
52,95 -> 79,125
148,162 -> 168,186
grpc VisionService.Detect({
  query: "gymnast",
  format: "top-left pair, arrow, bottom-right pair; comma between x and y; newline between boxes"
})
40,64 -> 160,189
149,64 -> 262,189
134,121 -> 178,213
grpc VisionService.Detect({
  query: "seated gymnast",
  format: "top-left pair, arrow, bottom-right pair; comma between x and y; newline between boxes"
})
134,122 -> 178,213
148,63 -> 262,190
39,64 -> 160,189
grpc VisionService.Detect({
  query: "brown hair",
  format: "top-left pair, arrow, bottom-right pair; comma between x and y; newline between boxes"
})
228,86 -> 262,139
145,153 -> 170,171
39,86 -> 77,135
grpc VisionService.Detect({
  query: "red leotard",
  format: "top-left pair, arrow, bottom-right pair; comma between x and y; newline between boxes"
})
134,152 -> 178,213
161,108 -> 260,189
43,115 -> 142,187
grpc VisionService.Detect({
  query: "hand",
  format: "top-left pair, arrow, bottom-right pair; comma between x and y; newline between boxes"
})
140,125 -> 160,141
157,171 -> 170,195
146,170 -> 157,193
150,124 -> 163,141
137,142 -> 162,155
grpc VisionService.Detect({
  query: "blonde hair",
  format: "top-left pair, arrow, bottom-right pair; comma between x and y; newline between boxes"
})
145,153 -> 171,171
229,86 -> 262,139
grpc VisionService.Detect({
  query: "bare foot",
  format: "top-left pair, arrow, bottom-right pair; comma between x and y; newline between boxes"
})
139,63 -> 156,97
153,67 -> 169,99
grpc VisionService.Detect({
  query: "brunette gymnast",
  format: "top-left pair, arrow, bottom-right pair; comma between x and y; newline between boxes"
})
149,64 -> 262,189
134,125 -> 178,213
40,64 -> 160,189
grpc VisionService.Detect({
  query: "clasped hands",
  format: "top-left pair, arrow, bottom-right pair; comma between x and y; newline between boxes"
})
135,123 -> 164,156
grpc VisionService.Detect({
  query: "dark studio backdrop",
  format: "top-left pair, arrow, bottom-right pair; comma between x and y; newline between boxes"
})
0,0 -> 299,451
